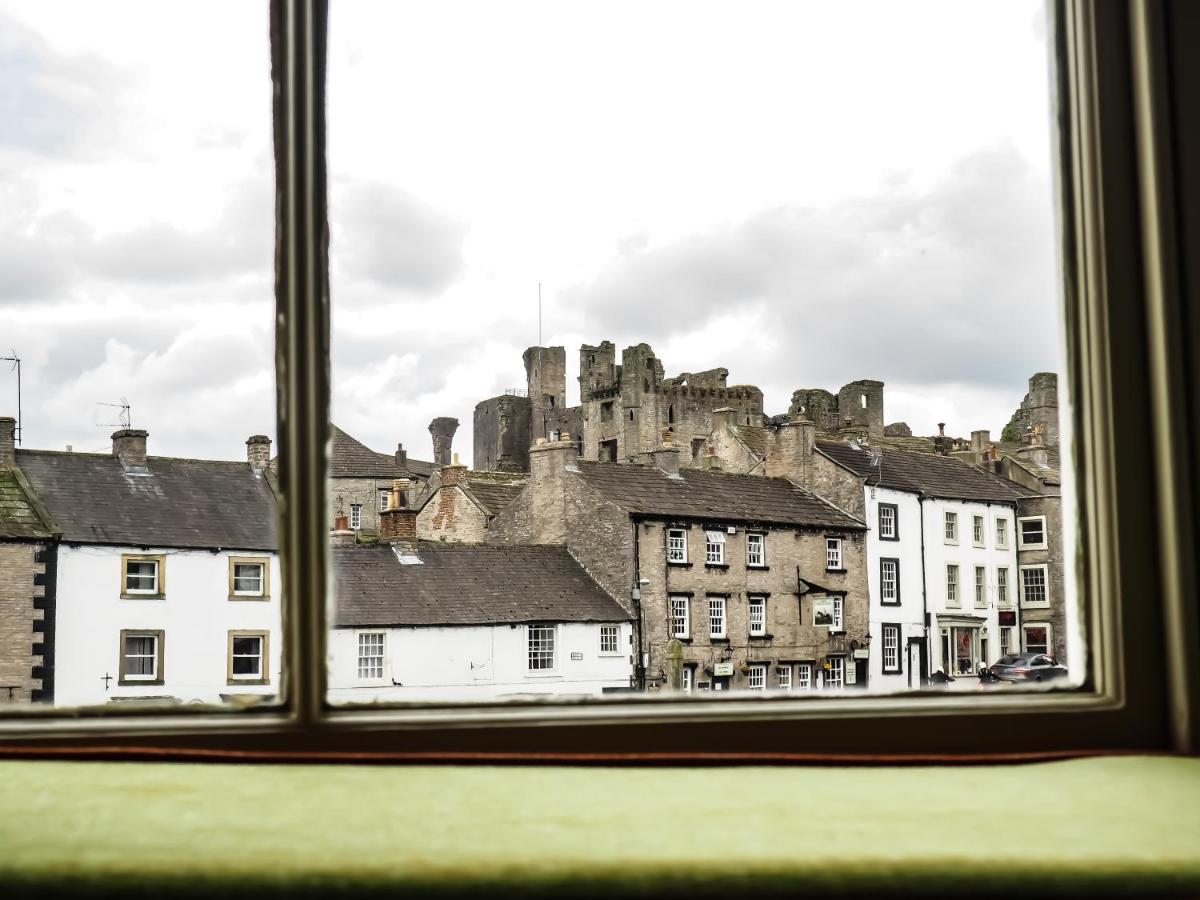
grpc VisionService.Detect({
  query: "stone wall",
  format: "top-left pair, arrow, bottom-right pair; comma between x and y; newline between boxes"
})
1015,493 -> 1068,662
417,484 -> 488,544
1004,372 -> 1059,446
473,395 -> 532,472
0,541 -> 46,704
329,476 -> 398,536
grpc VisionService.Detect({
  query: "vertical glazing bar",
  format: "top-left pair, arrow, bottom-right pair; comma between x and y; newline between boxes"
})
272,0 -> 330,726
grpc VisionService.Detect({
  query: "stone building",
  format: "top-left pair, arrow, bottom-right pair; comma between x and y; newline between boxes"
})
327,424 -> 436,536
1003,372 -> 1059,446
0,417 -> 56,705
486,435 -> 870,692
474,341 -> 764,472
416,459 -> 527,544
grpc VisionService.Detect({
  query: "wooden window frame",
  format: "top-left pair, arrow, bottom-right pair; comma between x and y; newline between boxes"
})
228,557 -> 270,601
877,503 -> 899,541
1018,515 -> 1050,550
118,630 -> 165,687
1,1 -> 1198,762
880,558 -> 901,606
227,631 -> 270,686
120,554 -> 166,600
882,624 -> 902,675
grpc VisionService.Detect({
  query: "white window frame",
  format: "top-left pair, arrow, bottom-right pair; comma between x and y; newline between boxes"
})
973,515 -> 985,547
946,564 -> 960,608
944,510 -> 958,544
776,665 -> 792,691
379,489 -> 391,512
882,624 -> 901,674
1020,564 -> 1051,607
667,528 -> 688,564
527,624 -> 557,673
825,537 -> 843,571
599,624 -> 620,655
123,557 -> 161,596
669,595 -> 690,640
356,631 -> 387,683
231,561 -> 267,597
795,663 -> 813,691
229,633 -> 266,682
349,503 -> 362,530
122,633 -> 159,682
708,596 -> 727,639
999,625 -> 1016,657
682,666 -> 694,694
995,516 -> 1009,549
880,558 -> 899,605
746,532 -> 766,568
878,503 -> 897,540
1023,622 -> 1053,656
748,595 -> 766,636
704,530 -> 725,565
748,663 -> 767,690
975,566 -> 987,609
1018,515 -> 1048,550
823,657 -> 844,690
997,567 -> 1010,606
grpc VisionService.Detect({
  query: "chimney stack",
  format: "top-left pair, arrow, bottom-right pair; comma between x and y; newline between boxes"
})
652,430 -> 681,479
0,417 -> 15,468
970,430 -> 990,454
395,442 -> 408,469
440,452 -> 469,487
429,417 -> 460,468
937,422 -> 946,437
527,433 -> 580,544
246,435 -> 272,472
112,428 -> 149,469
765,417 -> 815,486
711,407 -> 736,434
379,477 -> 417,543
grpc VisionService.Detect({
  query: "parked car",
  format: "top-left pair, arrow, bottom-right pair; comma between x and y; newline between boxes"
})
987,654 -> 1069,683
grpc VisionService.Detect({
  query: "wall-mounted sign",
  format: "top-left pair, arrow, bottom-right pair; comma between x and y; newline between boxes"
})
845,662 -> 857,684
812,597 -> 836,627
853,648 -> 870,659
570,651 -> 583,661
713,662 -> 735,676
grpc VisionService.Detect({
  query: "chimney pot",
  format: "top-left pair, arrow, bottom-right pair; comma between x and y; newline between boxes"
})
0,416 -> 15,467
112,428 -> 149,469
937,422 -> 946,437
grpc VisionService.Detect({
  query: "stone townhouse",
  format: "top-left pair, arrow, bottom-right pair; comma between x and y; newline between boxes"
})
15,427 -> 282,707
0,417 -> 56,705
486,434 -> 869,692
414,457 -> 526,544
326,424 -> 436,537
329,538 -> 633,702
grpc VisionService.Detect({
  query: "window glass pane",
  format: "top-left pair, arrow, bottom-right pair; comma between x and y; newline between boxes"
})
324,0 -> 1081,706
1,3 -> 280,713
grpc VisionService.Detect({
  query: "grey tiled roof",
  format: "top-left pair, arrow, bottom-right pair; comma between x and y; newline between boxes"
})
464,473 -> 527,516
730,425 -> 770,458
816,441 -> 1035,503
0,469 -> 54,540
573,461 -> 864,530
17,449 -> 278,550
332,543 -> 630,627
329,425 -> 434,480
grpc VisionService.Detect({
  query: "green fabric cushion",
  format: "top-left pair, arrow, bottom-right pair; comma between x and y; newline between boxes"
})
1,756 -> 1198,897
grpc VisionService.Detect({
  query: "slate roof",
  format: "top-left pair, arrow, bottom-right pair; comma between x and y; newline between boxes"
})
573,461 -> 864,530
729,424 -> 770,458
816,441 -> 1035,503
16,449 -> 278,550
464,473 -> 527,516
0,468 -> 54,540
332,543 -> 630,627
328,425 -> 434,480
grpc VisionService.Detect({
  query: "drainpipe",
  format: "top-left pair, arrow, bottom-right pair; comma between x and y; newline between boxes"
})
631,516 -> 646,691
919,495 -> 930,686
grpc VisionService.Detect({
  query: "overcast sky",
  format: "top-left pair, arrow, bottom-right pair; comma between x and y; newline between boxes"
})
1,0 -> 1060,465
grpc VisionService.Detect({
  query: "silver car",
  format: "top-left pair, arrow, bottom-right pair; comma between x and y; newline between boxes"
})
988,653 -> 1069,683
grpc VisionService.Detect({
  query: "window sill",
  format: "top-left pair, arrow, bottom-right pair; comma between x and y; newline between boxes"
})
825,569 -> 846,575
228,595 -> 270,602
120,594 -> 166,601
667,561 -> 692,568
671,637 -> 693,644
709,637 -> 730,644
117,680 -> 164,687
228,679 -> 270,687
749,633 -> 774,641
704,564 -> 729,570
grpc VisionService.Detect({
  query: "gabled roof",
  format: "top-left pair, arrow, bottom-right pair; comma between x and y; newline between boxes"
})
329,425 -> 434,480
332,543 -> 630,627
816,441 -> 1036,503
17,449 -> 278,550
463,473 -> 527,516
573,461 -> 864,530
0,468 -> 54,540
729,424 -> 770,459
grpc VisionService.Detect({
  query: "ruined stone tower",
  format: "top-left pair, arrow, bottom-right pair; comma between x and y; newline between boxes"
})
523,346 -> 567,442
428,416 -> 459,468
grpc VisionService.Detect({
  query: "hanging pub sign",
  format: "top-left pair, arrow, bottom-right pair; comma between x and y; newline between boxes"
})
713,662 -> 735,677
812,596 -> 836,627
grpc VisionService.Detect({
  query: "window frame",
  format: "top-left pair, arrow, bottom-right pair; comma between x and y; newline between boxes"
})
943,511 -> 958,545
877,503 -> 898,541
825,537 -> 843,571
599,625 -> 621,656
349,503 -> 362,531
704,530 -> 726,566
526,624 -> 558,674
118,630 -> 165,686
355,630 -> 387,684
708,595 -> 727,640
945,564 -> 959,608
121,555 -> 166,600
229,557 -> 270,600
746,532 -> 766,568
882,624 -> 901,675
1023,623 -> 1054,657
227,630 -> 270,686
2,1 -> 1197,762
1019,564 -> 1052,608
747,595 -> 767,637
669,595 -> 690,641
666,528 -> 689,565
996,516 -> 1010,550
972,515 -> 985,548
879,558 -> 900,606
748,664 -> 767,691
1018,515 -> 1049,550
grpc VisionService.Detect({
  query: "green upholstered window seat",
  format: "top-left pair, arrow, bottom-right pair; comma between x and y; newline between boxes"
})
1,756 -> 1197,897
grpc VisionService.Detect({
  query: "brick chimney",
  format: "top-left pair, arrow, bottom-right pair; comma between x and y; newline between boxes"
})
527,433 -> 579,543
379,477 -> 417,543
0,416 -> 15,468
441,452 -> 469,487
112,428 -> 148,468
429,417 -> 459,468
652,429 -> 681,479
246,434 -> 272,472
765,417 -> 815,487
